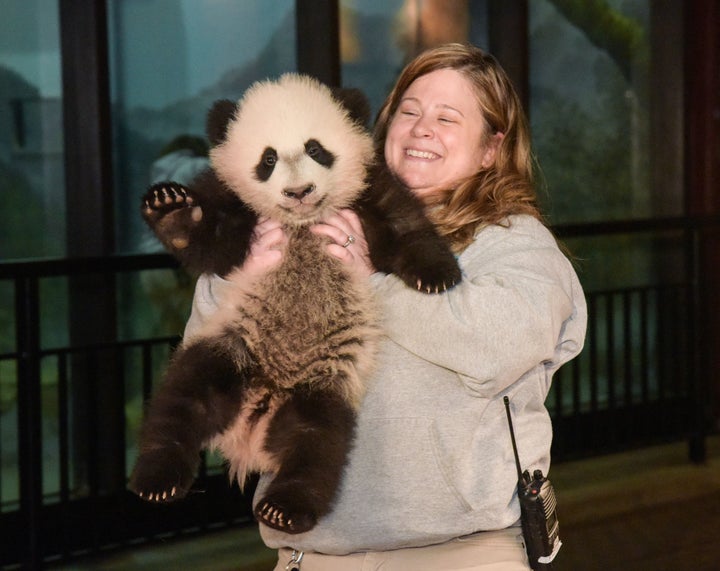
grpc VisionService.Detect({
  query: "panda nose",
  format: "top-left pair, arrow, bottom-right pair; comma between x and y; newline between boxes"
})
282,184 -> 315,200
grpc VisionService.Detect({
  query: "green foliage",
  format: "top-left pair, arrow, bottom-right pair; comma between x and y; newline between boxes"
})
138,268 -> 195,337
0,158 -> 47,259
531,0 -> 650,226
547,0 -> 647,81
533,86 -> 633,223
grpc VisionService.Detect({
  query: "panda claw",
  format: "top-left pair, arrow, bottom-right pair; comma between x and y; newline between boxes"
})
143,183 -> 196,216
413,277 -> 460,295
255,499 -> 311,533
134,487 -> 181,503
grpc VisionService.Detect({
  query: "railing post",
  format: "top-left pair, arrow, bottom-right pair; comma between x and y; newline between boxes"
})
15,275 -> 43,569
687,221 -> 707,463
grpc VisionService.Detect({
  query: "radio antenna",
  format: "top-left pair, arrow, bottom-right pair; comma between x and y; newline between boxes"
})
503,396 -> 524,482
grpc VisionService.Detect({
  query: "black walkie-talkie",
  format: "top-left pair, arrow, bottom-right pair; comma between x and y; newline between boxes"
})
503,396 -> 562,570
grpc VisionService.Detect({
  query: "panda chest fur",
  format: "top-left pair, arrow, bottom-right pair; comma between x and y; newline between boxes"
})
238,226 -> 381,398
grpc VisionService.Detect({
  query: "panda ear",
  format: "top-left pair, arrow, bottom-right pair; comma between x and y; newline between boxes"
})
331,87 -> 371,129
206,99 -> 238,147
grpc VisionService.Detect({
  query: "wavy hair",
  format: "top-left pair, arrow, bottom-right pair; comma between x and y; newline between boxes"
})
375,43 -> 542,252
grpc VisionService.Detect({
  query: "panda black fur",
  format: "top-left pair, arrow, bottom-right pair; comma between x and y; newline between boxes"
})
129,73 -> 461,534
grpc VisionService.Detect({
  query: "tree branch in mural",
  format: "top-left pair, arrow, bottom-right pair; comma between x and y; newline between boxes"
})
547,0 -> 646,82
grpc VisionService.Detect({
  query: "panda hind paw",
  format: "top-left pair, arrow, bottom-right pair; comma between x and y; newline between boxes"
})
128,449 -> 195,503
134,484 -> 186,503
254,498 -> 317,534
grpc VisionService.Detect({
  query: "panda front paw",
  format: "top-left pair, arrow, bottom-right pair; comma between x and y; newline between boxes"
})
399,255 -> 462,294
143,181 -> 196,213
141,182 -> 203,250
254,496 -> 317,535
129,448 -> 196,503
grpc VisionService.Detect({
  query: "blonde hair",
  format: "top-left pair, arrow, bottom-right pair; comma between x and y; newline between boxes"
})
375,43 -> 542,252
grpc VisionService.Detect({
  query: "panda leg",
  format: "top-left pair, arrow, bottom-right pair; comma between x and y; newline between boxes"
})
129,338 -> 252,502
254,387 -> 356,534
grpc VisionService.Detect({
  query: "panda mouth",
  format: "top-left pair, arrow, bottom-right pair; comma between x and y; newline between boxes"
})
279,195 -> 327,220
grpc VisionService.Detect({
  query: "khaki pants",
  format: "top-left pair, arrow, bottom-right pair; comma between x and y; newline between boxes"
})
273,528 -> 531,571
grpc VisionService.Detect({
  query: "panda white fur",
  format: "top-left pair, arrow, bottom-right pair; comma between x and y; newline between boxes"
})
129,73 -> 461,534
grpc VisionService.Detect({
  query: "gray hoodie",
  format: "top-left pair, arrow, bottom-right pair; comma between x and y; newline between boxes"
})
187,214 -> 587,555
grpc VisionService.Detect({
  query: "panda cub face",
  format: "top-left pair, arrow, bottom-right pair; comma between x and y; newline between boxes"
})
210,74 -> 375,226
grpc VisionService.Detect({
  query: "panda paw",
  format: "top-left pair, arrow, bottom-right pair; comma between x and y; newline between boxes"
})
143,181 -> 196,214
254,497 -> 317,535
401,256 -> 463,294
141,182 -> 203,250
128,449 -> 195,503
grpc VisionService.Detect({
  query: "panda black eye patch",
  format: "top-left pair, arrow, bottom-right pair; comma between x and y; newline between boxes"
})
305,139 -> 335,168
255,147 -> 278,181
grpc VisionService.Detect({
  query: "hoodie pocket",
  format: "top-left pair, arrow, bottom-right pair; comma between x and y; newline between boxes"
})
350,416 -> 472,528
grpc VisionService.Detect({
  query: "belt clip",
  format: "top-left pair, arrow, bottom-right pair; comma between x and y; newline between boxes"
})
285,549 -> 304,571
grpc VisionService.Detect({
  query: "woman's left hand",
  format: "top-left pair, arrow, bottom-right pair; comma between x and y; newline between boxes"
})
311,209 -> 375,278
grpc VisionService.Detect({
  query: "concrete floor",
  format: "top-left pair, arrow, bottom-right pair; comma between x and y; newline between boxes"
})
551,434 -> 720,571
52,435 -> 720,571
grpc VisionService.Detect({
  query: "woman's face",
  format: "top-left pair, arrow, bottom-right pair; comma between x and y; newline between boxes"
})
384,68 -> 499,201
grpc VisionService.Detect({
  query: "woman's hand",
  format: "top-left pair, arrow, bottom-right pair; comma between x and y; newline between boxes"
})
237,217 -> 286,281
311,209 -> 375,278
224,218 -> 286,291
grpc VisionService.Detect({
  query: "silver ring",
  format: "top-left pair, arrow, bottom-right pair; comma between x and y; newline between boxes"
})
342,234 -> 356,248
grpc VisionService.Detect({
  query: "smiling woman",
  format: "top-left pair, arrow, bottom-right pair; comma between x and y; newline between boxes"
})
175,43 -> 587,571
383,68 -> 500,200
374,44 -> 540,252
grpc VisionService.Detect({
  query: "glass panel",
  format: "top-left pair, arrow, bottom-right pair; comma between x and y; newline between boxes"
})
564,232 -> 685,293
107,0 -> 297,254
107,1 -> 299,484
340,0 -> 489,118
118,268 -> 194,340
107,0 -> 297,343
0,359 -> 19,510
531,1 -> 688,431
529,0 -> 684,224
0,0 -> 64,513
0,1 -> 64,260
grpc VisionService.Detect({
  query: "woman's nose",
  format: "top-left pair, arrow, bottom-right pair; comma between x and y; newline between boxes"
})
410,116 -> 433,138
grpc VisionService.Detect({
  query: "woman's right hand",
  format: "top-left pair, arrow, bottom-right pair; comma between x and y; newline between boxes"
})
237,217 -> 286,281
185,218 -> 285,340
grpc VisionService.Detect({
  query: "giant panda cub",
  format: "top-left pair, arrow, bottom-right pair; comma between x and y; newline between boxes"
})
129,73 -> 461,534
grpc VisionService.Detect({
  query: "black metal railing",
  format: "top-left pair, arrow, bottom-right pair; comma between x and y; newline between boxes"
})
550,283 -> 694,458
0,216 -> 717,569
549,215 -> 717,462
1,255 -> 255,570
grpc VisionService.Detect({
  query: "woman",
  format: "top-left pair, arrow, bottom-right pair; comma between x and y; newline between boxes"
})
188,44 -> 586,570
